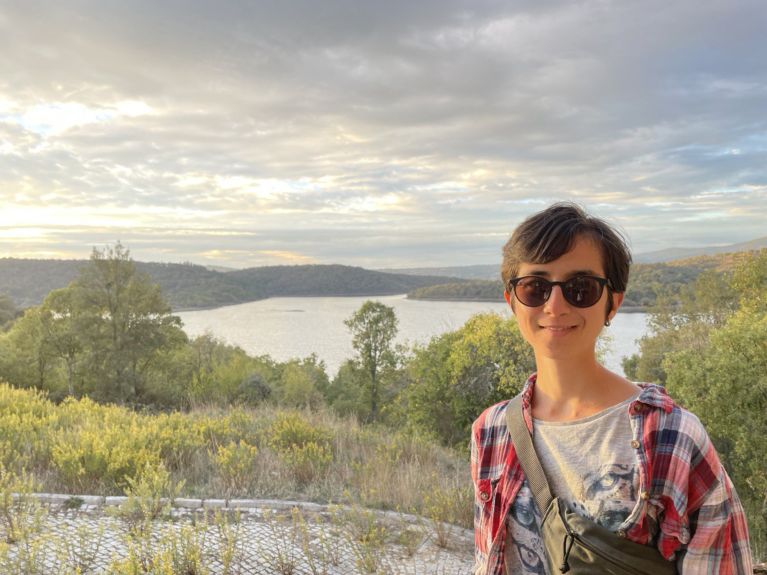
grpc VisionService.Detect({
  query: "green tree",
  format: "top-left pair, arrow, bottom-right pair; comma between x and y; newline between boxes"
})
71,243 -> 186,403
625,251 -> 767,558
39,288 -> 85,397
0,294 -> 17,330
343,301 -> 399,422
274,359 -> 326,409
622,267 -> 737,384
398,313 -> 535,446
0,307 -> 60,392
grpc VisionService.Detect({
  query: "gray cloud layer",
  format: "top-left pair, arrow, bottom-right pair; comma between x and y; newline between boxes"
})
1,0 -> 765,267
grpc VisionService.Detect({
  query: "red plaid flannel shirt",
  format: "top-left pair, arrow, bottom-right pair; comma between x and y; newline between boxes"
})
471,374 -> 753,574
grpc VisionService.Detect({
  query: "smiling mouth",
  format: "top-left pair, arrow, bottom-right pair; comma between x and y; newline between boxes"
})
540,325 -> 576,331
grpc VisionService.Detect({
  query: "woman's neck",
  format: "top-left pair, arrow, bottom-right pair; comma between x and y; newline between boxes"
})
532,355 -> 639,421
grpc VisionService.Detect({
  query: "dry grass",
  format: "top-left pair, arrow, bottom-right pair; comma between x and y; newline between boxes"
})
0,385 -> 472,529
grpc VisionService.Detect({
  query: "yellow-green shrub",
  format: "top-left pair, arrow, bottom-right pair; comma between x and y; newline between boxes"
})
280,442 -> 332,486
268,412 -> 332,451
213,440 -> 259,494
52,418 -> 161,492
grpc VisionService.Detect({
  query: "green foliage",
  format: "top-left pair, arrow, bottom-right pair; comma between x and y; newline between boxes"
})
268,412 -> 332,451
423,485 -> 473,548
408,280 -> 504,302
212,440 -> 259,495
325,360 -> 367,419
0,468 -> 45,544
343,301 -> 400,422
0,307 -> 60,393
0,295 -> 17,331
0,244 -> 188,405
274,357 -> 328,409
73,243 -> 187,403
398,313 -> 535,446
51,400 -> 164,492
628,251 -> 767,559
116,461 -> 185,539
281,441 -> 333,486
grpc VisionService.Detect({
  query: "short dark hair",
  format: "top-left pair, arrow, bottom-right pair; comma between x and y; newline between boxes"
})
501,202 -> 632,294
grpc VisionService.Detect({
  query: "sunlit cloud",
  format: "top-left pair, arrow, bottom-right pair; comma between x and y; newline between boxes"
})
0,0 -> 764,267
0,100 -> 154,136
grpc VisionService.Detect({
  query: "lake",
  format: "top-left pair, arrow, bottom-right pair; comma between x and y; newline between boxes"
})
176,295 -> 650,377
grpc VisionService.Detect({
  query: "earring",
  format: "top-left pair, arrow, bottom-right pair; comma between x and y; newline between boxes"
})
604,318 -> 611,327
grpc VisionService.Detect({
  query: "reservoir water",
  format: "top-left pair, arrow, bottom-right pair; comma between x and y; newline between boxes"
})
177,295 -> 649,377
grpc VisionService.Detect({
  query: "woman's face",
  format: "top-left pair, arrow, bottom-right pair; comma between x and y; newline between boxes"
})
505,235 -> 623,363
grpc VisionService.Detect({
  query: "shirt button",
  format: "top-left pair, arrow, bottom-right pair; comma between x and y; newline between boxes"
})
480,492 -> 490,502
617,530 -> 627,538
632,403 -> 644,413
640,491 -> 650,500
630,439 -> 641,449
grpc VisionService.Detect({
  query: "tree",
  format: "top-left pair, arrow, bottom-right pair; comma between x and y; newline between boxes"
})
0,307 -> 60,392
398,313 -> 535,446
71,243 -> 185,403
39,288 -> 85,397
0,294 -> 17,330
625,251 -> 767,555
343,301 -> 399,422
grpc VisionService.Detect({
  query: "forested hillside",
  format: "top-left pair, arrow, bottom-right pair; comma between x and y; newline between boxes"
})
227,264 -> 461,296
0,258 -> 465,311
407,249 -> 766,310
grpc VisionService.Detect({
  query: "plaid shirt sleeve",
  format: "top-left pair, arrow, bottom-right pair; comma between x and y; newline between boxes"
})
666,411 -> 753,574
636,394 -> 753,574
471,422 -> 488,573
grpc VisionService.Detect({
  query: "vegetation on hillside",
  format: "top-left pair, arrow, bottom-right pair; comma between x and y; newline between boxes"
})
408,280 -> 504,302
0,258 -> 465,311
406,250 -> 767,310
0,384 -> 469,522
0,243 -> 763,562
227,265 -> 464,298
623,251 -> 767,559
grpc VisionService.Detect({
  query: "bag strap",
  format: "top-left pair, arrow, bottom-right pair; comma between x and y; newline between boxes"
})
506,395 -> 555,515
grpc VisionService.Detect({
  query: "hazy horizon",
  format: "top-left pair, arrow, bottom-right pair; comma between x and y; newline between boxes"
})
2,1 -> 765,269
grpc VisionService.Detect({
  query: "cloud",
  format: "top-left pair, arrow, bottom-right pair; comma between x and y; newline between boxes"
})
0,0 -> 765,267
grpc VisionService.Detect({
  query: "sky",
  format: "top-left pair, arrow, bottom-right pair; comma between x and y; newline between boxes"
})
1,0 -> 765,269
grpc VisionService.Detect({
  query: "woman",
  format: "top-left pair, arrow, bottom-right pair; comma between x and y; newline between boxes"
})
471,203 -> 752,574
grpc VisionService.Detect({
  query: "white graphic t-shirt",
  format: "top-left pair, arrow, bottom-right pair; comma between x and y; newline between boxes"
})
504,394 -> 641,575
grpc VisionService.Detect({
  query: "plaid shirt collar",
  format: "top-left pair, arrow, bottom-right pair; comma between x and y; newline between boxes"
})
518,372 -> 675,430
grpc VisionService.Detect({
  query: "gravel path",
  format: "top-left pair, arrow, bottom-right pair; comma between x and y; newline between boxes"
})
2,494 -> 475,574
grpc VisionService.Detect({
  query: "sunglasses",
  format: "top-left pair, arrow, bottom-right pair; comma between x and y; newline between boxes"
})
507,275 -> 610,308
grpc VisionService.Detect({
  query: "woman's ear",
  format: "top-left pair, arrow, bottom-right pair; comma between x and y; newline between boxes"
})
607,291 -> 625,323
504,290 -> 515,313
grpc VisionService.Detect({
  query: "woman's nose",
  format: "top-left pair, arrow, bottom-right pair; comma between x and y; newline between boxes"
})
543,284 -> 570,314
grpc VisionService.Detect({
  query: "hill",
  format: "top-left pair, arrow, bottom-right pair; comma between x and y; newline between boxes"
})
378,264 -> 498,280
408,280 -> 504,302
227,264 -> 461,297
0,259 -> 465,311
407,248 -> 767,309
633,236 -> 767,263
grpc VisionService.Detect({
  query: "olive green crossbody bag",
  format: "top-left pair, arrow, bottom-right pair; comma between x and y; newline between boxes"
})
506,396 -> 677,575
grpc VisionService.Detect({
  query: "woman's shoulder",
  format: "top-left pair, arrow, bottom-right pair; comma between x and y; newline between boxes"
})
472,397 -> 513,435
633,382 -> 714,454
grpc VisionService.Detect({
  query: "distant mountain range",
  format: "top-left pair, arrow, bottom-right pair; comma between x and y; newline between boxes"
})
0,259 -> 466,311
2,236 -> 764,312
379,264 -> 499,280
632,236 -> 767,263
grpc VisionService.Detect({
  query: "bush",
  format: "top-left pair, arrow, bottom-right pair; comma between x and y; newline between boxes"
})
280,442 -> 333,486
268,412 -> 332,451
213,440 -> 259,495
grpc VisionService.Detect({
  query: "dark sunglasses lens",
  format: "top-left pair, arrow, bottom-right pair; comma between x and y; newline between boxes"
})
514,277 -> 550,306
563,277 -> 602,307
